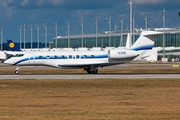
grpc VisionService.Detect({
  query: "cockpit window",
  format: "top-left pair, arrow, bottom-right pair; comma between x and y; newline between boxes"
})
14,54 -> 19,57
14,54 -> 24,57
19,54 -> 24,57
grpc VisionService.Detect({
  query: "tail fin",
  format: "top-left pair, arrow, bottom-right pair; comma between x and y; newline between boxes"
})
125,33 -> 132,48
130,31 -> 162,51
7,39 -> 22,51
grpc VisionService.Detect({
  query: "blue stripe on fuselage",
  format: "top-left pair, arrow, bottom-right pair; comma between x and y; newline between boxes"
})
14,58 -> 29,65
14,54 -> 108,65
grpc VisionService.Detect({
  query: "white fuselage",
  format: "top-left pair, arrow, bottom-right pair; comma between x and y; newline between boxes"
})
3,49 -> 140,69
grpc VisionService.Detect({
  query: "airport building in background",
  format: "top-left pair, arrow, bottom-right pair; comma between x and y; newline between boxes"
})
50,28 -> 180,62
51,28 -> 180,49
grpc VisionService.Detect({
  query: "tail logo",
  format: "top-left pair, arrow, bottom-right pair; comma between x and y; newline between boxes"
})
9,42 -> 15,48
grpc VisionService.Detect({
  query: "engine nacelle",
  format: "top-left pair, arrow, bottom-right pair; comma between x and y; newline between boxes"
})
108,49 -> 139,59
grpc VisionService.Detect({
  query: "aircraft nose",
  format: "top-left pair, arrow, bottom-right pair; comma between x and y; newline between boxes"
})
2,59 -> 12,65
2,60 -> 4,63
2,60 -> 7,64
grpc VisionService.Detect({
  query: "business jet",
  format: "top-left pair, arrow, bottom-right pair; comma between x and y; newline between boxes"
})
3,31 -> 162,74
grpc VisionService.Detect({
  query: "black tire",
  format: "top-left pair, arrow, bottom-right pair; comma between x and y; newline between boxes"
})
86,68 -> 98,74
87,70 -> 92,74
93,69 -> 98,74
15,70 -> 19,74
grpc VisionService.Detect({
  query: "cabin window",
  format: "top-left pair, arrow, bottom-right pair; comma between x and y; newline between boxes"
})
54,55 -> 57,59
91,55 -> 94,58
76,55 -> 79,59
39,56 -> 42,59
47,56 -> 50,59
84,55 -> 87,58
69,55 -> 72,59
62,55 -> 65,59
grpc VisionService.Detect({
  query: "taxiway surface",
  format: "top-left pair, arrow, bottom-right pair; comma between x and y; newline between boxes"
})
0,74 -> 180,79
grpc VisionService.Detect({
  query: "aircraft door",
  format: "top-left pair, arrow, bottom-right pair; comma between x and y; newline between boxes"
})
29,53 -> 34,65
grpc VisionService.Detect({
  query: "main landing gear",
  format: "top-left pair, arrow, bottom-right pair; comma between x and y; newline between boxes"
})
15,66 -> 20,74
84,67 -> 98,74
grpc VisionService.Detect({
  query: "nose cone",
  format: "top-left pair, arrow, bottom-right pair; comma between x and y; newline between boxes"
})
2,59 -> 7,64
2,59 -> 13,65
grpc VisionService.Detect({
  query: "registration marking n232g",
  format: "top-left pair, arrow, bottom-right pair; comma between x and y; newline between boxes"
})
117,51 -> 126,54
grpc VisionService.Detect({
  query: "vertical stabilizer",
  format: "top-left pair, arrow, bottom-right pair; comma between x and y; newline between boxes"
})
130,31 -> 162,51
7,39 -> 22,51
125,33 -> 132,48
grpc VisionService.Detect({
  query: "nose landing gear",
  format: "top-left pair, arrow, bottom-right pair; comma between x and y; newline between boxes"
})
15,66 -> 20,74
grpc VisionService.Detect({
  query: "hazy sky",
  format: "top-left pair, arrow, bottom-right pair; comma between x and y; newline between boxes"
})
0,0 -> 180,43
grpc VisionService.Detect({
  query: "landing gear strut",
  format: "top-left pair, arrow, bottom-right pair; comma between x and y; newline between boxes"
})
15,66 -> 20,74
85,67 -> 98,74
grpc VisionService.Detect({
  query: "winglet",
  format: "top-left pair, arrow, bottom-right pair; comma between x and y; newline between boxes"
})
7,39 -> 22,51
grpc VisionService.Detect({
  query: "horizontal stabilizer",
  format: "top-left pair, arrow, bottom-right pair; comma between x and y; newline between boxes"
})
132,51 -> 147,61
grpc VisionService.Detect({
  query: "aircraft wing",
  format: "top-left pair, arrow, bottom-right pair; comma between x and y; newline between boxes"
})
58,61 -> 125,69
